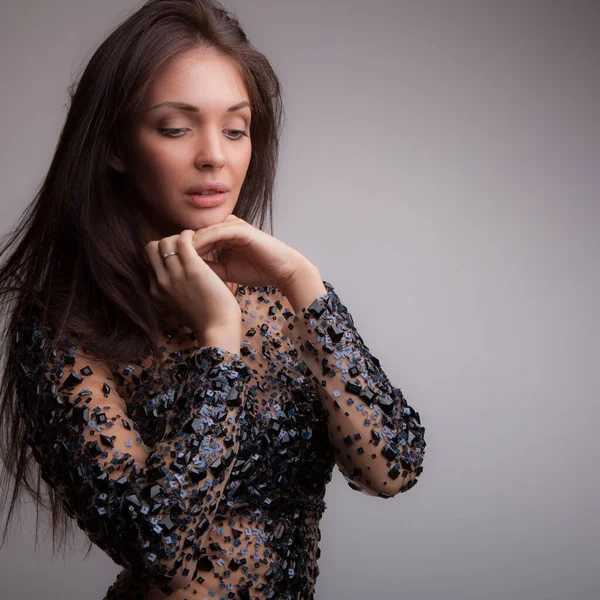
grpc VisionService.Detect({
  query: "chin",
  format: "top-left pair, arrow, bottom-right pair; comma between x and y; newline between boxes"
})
185,208 -> 234,227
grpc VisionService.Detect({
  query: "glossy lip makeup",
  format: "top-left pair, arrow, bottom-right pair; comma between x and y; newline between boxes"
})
186,192 -> 227,208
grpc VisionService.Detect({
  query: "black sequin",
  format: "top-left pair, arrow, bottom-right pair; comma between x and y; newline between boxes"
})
12,281 -> 426,599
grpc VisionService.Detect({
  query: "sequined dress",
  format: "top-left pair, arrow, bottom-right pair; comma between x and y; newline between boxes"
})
11,280 -> 426,600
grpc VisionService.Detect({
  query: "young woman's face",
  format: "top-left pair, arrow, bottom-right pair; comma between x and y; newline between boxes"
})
113,48 -> 253,242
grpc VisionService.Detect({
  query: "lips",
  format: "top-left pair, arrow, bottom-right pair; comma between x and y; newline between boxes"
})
185,182 -> 229,194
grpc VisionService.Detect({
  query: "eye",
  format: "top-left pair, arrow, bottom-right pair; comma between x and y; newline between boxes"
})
226,129 -> 250,140
156,128 -> 249,140
157,128 -> 188,138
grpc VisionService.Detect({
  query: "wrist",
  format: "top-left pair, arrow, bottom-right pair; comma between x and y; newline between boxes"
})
280,262 -> 327,315
196,326 -> 241,356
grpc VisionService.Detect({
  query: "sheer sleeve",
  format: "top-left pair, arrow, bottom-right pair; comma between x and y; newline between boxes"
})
11,312 -> 252,593
285,280 -> 426,498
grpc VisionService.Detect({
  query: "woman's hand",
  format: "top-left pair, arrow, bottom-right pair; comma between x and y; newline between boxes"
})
145,229 -> 243,337
192,215 -> 314,289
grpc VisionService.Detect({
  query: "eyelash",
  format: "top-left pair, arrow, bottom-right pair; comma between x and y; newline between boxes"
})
157,128 -> 249,140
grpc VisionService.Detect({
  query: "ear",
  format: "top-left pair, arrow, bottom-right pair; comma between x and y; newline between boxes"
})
108,151 -> 127,173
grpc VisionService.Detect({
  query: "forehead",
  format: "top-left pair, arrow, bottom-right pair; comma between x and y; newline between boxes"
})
146,48 -> 249,108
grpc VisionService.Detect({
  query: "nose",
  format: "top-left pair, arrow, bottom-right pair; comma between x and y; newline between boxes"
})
193,126 -> 226,169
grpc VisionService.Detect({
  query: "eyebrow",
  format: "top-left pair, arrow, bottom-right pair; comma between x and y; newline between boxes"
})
148,100 -> 251,114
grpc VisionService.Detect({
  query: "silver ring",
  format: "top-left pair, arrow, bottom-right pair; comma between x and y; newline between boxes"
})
162,251 -> 178,260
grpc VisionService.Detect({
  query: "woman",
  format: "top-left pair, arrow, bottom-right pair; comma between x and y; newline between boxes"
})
0,1 -> 426,598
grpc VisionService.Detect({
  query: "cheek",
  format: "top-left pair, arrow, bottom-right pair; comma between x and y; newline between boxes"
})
234,147 -> 253,182
133,131 -> 182,176
130,145 -> 182,211
142,144 -> 183,179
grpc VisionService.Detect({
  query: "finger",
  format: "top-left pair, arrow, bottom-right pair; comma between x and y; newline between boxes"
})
179,230 -> 230,280
155,237 -> 183,281
178,231 -> 229,281
176,229 -> 210,273
144,240 -> 169,283
193,223 -> 250,256
192,220 -> 234,244
202,255 -> 228,281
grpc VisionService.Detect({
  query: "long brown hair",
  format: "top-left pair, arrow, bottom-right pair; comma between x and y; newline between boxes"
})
0,0 -> 284,556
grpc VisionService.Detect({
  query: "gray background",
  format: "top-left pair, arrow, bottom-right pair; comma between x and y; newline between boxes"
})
1,0 -> 599,598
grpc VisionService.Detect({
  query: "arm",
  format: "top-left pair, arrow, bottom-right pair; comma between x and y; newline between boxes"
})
12,312 -> 251,593
280,268 -> 426,498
